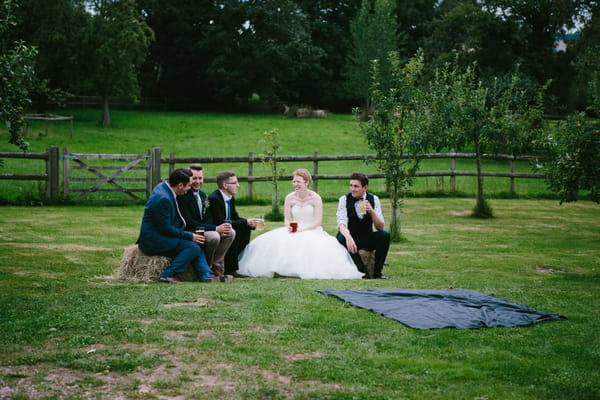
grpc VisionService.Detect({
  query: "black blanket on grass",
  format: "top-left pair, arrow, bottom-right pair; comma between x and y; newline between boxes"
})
318,288 -> 566,330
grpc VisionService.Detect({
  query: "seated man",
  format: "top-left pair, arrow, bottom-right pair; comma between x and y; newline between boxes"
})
336,172 -> 391,279
177,163 -> 235,275
206,171 -> 261,276
137,168 -> 233,283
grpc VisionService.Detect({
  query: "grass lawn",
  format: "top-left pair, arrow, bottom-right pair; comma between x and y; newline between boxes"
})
0,109 -> 557,203
1,198 -> 598,399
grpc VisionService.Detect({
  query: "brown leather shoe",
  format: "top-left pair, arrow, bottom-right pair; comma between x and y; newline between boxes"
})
159,276 -> 182,284
201,276 -> 220,283
211,266 -> 224,276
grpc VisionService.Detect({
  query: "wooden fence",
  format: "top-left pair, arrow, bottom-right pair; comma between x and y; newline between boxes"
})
0,146 -> 546,201
0,146 -> 60,198
162,149 -> 545,198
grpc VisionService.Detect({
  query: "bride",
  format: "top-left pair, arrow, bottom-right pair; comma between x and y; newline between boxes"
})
238,168 -> 364,279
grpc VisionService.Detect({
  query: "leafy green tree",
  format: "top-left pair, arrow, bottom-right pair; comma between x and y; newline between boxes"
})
539,113 -> 600,204
427,0 -> 590,113
345,0 -> 402,113
0,0 -> 37,152
356,50 -> 428,241
295,0 -> 362,109
137,0 -> 214,107
425,62 -> 547,217
11,0 -> 87,111
538,20 -> 600,204
260,129 -> 285,221
79,0 -> 154,126
204,0 -> 324,111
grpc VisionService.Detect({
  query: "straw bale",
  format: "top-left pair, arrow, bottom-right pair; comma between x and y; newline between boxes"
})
359,249 -> 375,278
116,245 -> 199,282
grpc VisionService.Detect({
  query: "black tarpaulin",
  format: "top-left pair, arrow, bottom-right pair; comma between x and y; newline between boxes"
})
318,288 -> 566,330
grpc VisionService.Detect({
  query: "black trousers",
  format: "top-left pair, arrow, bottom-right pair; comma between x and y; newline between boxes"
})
224,225 -> 251,274
336,230 -> 390,275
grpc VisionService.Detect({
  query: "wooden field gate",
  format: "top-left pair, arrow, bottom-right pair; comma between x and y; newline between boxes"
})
62,148 -> 154,200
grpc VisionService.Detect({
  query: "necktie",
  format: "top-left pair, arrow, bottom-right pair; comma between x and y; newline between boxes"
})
225,199 -> 231,221
194,192 -> 203,216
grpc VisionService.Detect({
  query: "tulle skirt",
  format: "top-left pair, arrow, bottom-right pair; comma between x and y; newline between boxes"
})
238,227 -> 363,279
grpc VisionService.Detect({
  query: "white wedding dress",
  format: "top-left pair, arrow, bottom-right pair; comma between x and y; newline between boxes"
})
238,204 -> 364,279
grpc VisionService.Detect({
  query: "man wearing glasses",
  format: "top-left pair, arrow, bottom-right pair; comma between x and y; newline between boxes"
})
207,171 -> 262,276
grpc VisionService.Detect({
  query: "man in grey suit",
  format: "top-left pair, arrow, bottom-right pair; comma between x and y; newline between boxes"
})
177,164 -> 235,275
137,168 -> 233,283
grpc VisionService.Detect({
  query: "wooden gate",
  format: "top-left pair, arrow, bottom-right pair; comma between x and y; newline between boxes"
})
62,149 -> 151,200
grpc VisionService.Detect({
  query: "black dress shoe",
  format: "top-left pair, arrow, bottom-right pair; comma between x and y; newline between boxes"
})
373,273 -> 388,279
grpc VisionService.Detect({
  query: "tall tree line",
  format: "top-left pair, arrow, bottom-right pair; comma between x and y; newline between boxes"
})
6,0 -> 599,114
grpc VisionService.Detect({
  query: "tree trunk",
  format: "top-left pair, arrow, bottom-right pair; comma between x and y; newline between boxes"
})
389,204 -> 401,242
389,186 -> 402,242
475,141 -> 484,205
102,95 -> 111,127
473,140 -> 492,217
271,188 -> 280,216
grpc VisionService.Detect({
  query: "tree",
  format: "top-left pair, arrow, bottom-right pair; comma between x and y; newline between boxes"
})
203,0 -> 324,111
425,62 -> 547,217
356,50 -> 428,241
260,129 -> 285,221
427,0 -> 591,114
0,0 -> 37,152
295,0 -> 362,110
345,0 -> 402,113
80,0 -> 154,126
537,14 -> 600,204
11,0 -> 87,112
539,113 -> 600,204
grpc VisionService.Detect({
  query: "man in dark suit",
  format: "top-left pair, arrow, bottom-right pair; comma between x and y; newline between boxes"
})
336,172 -> 390,279
177,164 -> 235,275
137,168 -> 233,283
206,170 -> 261,276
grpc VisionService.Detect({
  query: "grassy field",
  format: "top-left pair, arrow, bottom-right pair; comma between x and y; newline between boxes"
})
1,198 -> 598,399
0,109 -> 553,203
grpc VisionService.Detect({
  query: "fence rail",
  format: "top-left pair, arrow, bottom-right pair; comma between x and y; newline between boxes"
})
0,146 -> 546,201
163,150 -> 545,197
0,146 -> 60,198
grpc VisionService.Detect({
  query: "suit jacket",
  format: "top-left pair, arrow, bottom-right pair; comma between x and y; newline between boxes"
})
137,181 -> 192,254
177,190 -> 216,231
206,189 -> 248,232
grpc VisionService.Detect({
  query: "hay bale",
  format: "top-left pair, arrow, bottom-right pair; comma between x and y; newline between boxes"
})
359,249 -> 376,278
116,245 -> 198,282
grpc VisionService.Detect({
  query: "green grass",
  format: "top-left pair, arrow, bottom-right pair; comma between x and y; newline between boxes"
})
1,109 -> 557,203
1,199 -> 598,399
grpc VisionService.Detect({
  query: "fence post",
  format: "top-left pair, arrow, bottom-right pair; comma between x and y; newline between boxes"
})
62,147 -> 70,196
248,152 -> 254,199
46,146 -> 59,198
151,147 -> 162,189
312,151 -> 319,192
169,152 -> 175,175
450,150 -> 456,193
145,148 -> 152,198
510,157 -> 516,194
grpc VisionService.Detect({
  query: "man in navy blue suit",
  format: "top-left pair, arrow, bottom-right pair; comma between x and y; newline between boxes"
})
137,168 -> 233,283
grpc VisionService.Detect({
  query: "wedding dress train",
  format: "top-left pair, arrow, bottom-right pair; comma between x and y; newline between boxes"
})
238,205 -> 363,279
